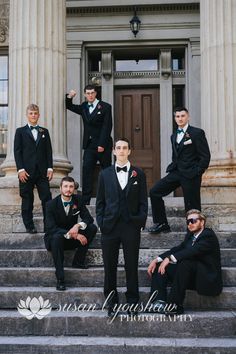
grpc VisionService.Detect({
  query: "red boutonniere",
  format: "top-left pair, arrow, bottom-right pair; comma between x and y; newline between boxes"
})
130,170 -> 137,178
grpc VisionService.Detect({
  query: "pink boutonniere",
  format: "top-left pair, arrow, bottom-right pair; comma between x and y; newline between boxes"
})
130,170 -> 138,178
185,132 -> 190,139
72,204 -> 78,210
97,104 -> 102,110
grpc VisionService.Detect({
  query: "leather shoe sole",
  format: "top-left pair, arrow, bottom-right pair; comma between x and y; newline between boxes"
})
148,223 -> 170,234
56,280 -> 66,291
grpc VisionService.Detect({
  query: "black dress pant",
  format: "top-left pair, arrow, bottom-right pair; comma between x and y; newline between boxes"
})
150,260 -> 197,305
150,170 -> 202,224
19,168 -> 51,229
82,145 -> 111,204
49,223 -> 97,280
101,219 -> 140,306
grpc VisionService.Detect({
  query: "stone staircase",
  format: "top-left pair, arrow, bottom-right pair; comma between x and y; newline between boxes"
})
0,198 -> 236,353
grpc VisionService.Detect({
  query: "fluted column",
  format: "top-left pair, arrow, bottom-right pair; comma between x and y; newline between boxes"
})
1,0 -> 72,187
201,0 -> 236,203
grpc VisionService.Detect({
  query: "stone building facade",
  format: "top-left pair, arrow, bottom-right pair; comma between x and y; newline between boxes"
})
0,0 -> 235,204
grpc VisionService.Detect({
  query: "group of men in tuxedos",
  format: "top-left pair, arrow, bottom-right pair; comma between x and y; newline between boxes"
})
14,94 -> 222,315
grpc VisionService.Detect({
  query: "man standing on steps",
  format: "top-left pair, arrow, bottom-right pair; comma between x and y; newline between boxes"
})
96,138 -> 148,317
148,107 -> 211,234
147,209 -> 222,315
66,85 -> 113,205
44,176 -> 97,291
14,104 -> 53,234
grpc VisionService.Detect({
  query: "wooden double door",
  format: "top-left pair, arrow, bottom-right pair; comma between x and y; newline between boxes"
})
115,87 -> 160,191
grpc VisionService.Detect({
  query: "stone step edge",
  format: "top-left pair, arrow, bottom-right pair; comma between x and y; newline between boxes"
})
0,336 -> 235,348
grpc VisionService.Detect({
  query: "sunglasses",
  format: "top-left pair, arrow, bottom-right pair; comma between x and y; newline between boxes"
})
186,217 -> 200,225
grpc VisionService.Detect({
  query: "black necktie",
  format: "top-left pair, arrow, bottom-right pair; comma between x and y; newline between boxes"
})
63,200 -> 73,207
30,125 -> 39,130
116,166 -> 127,173
177,128 -> 184,134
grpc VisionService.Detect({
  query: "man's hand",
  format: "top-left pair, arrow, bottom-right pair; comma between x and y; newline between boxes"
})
158,257 -> 170,275
68,224 -> 80,239
68,90 -> 76,99
18,170 -> 29,183
97,146 -> 105,153
77,234 -> 88,246
47,170 -> 53,181
147,259 -> 157,277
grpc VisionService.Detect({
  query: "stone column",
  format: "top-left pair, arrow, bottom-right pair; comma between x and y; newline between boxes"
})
160,49 -> 173,177
200,0 -> 236,203
0,0 -> 72,203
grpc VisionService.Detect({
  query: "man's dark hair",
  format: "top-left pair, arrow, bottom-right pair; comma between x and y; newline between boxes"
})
84,84 -> 97,93
60,176 -> 75,187
174,107 -> 189,114
114,137 -> 131,149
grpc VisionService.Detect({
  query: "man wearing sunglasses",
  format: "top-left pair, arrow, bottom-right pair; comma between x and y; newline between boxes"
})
147,209 -> 222,315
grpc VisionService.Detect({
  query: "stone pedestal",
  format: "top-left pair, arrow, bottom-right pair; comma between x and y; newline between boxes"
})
0,0 -> 72,204
200,0 -> 236,204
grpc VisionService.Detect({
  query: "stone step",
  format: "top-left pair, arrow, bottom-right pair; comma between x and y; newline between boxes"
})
0,286 -> 236,310
0,231 -> 235,249
0,310 -> 235,338
0,248 -> 235,267
0,267 -> 235,287
0,336 -> 235,354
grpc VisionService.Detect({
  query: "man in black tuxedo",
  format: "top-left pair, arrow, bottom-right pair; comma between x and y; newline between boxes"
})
66,85 -> 112,205
44,176 -> 97,291
14,104 -> 53,233
148,107 -> 211,234
96,138 -> 148,316
147,209 -> 222,314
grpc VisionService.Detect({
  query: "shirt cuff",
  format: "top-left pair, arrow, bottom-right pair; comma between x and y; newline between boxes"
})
78,222 -> 87,230
170,254 -> 177,263
18,169 -> 25,173
47,168 -> 53,172
156,256 -> 163,263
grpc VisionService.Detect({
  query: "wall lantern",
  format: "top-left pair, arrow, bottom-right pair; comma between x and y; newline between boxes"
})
130,7 -> 141,38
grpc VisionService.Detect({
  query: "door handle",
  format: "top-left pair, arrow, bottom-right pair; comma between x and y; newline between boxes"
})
135,125 -> 140,132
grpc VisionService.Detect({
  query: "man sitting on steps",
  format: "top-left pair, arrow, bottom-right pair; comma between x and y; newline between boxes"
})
44,176 -> 97,291
147,209 -> 222,315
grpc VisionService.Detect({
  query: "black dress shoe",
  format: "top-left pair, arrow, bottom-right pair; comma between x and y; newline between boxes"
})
107,306 -> 119,318
26,227 -> 37,234
127,309 -> 138,316
165,304 -> 184,315
146,300 -> 167,313
56,279 -> 66,291
148,223 -> 170,234
72,263 -> 89,269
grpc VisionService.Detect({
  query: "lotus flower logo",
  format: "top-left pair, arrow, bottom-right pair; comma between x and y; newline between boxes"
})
17,296 -> 52,320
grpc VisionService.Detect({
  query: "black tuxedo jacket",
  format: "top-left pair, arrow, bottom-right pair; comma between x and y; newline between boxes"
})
66,96 -> 112,150
14,125 -> 53,176
96,165 -> 148,234
44,194 -> 94,250
166,125 -> 211,179
160,228 -> 222,296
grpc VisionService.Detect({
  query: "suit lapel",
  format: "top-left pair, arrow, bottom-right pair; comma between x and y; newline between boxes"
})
172,133 -> 178,156
25,125 -> 35,142
126,165 -> 136,195
110,166 -> 120,194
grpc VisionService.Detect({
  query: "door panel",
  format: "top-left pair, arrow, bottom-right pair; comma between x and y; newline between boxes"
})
115,88 -> 160,190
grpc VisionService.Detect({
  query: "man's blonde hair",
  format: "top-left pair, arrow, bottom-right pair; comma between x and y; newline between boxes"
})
186,209 -> 206,225
26,104 -> 39,113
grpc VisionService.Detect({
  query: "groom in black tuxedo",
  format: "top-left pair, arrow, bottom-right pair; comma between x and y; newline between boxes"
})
148,107 -> 211,234
66,85 -> 113,205
96,138 -> 148,316
44,176 -> 97,291
14,104 -> 53,233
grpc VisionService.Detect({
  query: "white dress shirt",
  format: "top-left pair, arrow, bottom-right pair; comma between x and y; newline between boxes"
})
115,161 -> 130,190
88,98 -> 99,114
176,123 -> 189,144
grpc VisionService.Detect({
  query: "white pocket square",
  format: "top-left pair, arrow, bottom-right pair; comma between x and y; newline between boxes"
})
184,139 -> 192,145
133,181 -> 138,185
72,210 -> 80,216
97,111 -> 101,115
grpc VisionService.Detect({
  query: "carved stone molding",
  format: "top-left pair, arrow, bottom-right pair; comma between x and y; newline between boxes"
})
160,49 -> 172,79
0,1 -> 9,45
101,51 -> 112,81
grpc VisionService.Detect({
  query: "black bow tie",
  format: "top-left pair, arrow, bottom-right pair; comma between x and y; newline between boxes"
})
88,103 -> 93,108
116,166 -> 127,173
30,125 -> 39,130
177,128 -> 184,134
63,200 -> 73,207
